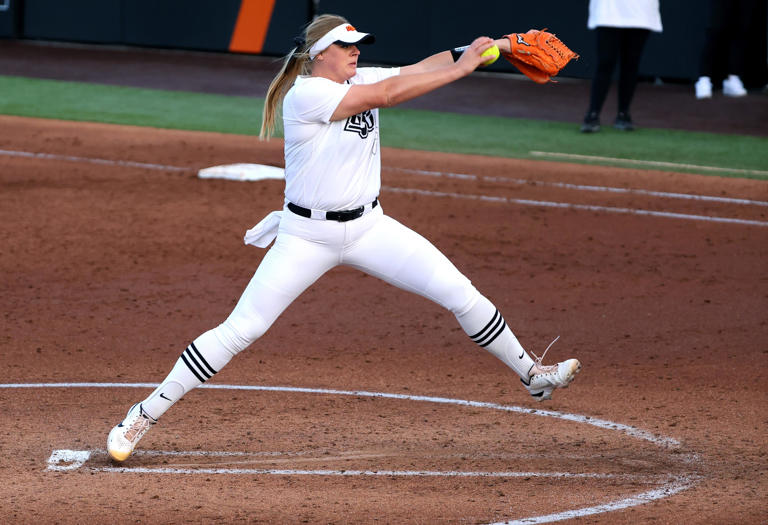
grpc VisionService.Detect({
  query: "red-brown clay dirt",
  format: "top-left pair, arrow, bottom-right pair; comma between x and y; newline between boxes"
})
1,115 -> 766,523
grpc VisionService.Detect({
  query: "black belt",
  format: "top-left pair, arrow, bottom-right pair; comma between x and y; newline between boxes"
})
288,199 -> 378,222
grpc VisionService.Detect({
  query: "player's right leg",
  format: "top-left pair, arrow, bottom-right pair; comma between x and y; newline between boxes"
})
107,217 -> 340,462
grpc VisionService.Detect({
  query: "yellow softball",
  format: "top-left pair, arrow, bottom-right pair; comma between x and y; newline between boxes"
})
480,44 -> 500,66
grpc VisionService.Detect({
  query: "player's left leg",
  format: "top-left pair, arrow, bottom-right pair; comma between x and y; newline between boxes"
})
343,212 -> 580,399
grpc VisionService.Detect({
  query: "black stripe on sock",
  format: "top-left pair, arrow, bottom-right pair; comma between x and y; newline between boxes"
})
469,310 -> 500,341
181,352 -> 206,383
478,320 -> 506,348
475,315 -> 505,346
190,342 -> 217,376
183,346 -> 212,380
471,310 -> 506,347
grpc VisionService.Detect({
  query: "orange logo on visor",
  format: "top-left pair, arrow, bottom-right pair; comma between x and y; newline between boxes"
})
345,25 -> 355,31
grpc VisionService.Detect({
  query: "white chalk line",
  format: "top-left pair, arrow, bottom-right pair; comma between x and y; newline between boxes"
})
134,449 -> 310,457
45,449 -> 676,484
383,186 -> 768,227
385,166 -> 768,207
43,452 -> 697,525
0,148 -> 190,172
7,382 -> 695,523
4,148 -> 765,226
492,476 -> 697,525
45,452 -> 697,525
1,382 -> 680,447
529,150 -> 768,178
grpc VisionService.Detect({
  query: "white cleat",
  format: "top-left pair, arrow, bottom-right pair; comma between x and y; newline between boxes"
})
524,359 -> 581,401
521,336 -> 581,401
107,403 -> 156,462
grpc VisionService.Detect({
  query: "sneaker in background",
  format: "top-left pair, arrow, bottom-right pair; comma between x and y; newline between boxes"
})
580,111 -> 600,133
613,112 -> 635,131
695,76 -> 712,99
723,75 -> 747,97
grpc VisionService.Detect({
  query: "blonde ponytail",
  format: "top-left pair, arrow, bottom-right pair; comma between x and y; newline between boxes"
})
259,14 -> 349,140
259,47 -> 307,140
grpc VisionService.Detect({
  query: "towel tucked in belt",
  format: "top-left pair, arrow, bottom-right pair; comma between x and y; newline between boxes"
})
243,210 -> 282,248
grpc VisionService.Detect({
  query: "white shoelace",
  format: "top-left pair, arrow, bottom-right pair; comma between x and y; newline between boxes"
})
530,335 -> 560,374
125,413 -> 153,442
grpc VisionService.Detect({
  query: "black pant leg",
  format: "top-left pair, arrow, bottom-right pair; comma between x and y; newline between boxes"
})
587,27 -> 621,116
617,28 -> 650,114
727,0 -> 760,77
698,0 -> 728,78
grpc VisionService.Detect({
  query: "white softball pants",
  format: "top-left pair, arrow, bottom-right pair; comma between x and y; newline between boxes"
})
140,204 -> 536,420
215,205 -> 479,353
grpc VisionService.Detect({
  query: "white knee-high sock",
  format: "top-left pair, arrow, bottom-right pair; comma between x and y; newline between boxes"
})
141,329 -> 236,420
456,295 -> 535,380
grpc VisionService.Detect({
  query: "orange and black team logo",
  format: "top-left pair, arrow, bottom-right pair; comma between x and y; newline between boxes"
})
344,110 -> 375,139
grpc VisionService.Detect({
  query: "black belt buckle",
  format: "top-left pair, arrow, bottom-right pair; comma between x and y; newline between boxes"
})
327,207 -> 364,222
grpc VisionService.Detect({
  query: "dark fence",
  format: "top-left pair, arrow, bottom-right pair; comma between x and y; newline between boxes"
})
1,0 -> 766,85
0,0 -> 311,55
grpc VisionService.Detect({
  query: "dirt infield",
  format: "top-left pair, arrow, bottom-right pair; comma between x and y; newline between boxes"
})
1,115 -> 766,523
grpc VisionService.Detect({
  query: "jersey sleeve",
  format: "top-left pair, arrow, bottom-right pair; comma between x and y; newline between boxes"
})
352,67 -> 402,85
288,77 -> 352,124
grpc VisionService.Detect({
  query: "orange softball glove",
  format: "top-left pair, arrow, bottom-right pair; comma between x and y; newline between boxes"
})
502,29 -> 579,84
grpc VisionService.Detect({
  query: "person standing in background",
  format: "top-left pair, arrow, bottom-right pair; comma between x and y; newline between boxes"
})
694,0 -> 761,99
580,0 -> 663,133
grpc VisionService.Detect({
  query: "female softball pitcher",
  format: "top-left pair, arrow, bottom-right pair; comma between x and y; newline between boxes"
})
108,14 -> 581,462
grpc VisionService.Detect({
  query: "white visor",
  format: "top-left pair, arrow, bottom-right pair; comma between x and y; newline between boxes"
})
309,23 -> 375,59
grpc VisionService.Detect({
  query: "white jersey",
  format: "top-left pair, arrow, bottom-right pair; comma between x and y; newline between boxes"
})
587,0 -> 663,32
282,66 -> 400,211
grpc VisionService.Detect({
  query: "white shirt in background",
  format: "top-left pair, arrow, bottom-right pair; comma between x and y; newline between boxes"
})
588,0 -> 663,32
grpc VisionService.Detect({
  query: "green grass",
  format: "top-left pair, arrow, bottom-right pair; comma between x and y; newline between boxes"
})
0,75 -> 262,135
2,75 -> 766,180
380,109 -> 768,179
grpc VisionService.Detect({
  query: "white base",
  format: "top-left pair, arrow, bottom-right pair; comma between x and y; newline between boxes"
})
198,163 -> 285,182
